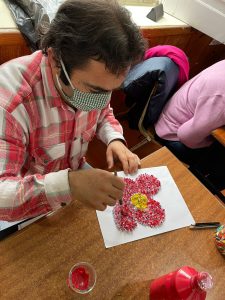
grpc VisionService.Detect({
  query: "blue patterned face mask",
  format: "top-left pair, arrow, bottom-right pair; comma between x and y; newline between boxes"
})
56,58 -> 111,111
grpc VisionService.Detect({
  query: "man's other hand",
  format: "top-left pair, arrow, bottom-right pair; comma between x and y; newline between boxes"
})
106,140 -> 140,175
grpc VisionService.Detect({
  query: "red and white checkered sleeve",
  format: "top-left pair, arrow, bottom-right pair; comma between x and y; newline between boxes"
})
0,108 -> 72,221
96,104 -> 126,145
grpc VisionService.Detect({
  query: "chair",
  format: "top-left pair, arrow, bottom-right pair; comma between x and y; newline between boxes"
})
117,56 -> 179,151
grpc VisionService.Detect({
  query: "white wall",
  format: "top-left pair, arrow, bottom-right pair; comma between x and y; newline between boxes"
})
119,0 -> 159,5
162,0 -> 225,43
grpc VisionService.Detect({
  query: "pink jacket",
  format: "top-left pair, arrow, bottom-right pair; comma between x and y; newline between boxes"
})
145,45 -> 190,87
155,60 -> 225,148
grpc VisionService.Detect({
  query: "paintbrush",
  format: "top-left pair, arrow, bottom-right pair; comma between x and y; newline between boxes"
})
113,171 -> 123,205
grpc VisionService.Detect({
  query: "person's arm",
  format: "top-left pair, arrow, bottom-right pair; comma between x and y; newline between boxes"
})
0,108 -> 72,221
96,104 -> 140,174
177,94 -> 225,148
96,104 -> 125,145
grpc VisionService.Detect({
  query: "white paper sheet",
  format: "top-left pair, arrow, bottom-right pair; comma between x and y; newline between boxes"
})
96,166 -> 195,248
0,214 -> 48,232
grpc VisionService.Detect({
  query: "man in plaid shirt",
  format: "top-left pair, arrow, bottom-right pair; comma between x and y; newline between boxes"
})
0,0 -> 146,221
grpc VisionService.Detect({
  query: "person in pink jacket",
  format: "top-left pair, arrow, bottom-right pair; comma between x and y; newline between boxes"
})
155,60 -> 225,191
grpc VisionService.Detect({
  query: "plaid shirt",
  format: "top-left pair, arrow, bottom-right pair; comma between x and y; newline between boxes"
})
0,51 -> 124,221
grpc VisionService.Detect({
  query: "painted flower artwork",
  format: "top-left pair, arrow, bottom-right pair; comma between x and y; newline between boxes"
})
113,174 -> 165,232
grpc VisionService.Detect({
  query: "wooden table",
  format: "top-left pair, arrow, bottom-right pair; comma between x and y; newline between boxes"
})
212,126 -> 225,147
0,147 -> 224,300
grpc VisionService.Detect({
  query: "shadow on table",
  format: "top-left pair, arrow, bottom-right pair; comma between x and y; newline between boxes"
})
111,279 -> 152,300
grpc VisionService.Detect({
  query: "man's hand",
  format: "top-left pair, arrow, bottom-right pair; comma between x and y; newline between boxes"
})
68,168 -> 124,211
106,140 -> 140,175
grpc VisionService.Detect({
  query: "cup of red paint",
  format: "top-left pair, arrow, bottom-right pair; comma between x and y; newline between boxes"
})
67,262 -> 96,294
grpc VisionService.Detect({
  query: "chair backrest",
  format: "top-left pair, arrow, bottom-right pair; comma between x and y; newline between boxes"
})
122,57 -> 179,136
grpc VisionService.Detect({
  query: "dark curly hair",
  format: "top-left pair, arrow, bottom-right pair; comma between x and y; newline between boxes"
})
41,0 -> 146,85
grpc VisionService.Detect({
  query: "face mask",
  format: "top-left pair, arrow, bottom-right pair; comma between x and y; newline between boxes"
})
56,58 -> 111,111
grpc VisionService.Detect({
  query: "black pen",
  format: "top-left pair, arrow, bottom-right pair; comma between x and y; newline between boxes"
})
189,222 -> 221,229
113,171 -> 123,205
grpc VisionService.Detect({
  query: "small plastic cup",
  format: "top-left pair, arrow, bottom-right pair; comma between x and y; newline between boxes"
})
67,262 -> 96,294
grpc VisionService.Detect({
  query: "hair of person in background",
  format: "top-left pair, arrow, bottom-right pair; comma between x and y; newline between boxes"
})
41,0 -> 147,85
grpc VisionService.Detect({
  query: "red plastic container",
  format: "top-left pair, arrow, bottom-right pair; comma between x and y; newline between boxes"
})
150,266 -> 213,300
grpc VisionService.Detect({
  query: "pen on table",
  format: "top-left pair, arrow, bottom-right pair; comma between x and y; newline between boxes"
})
113,171 -> 123,205
189,222 -> 221,229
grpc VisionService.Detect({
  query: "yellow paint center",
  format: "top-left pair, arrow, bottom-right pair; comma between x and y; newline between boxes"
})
130,193 -> 148,210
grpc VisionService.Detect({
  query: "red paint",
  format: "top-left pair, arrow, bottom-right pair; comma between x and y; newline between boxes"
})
113,174 -> 164,232
71,267 -> 89,291
150,266 -> 213,300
